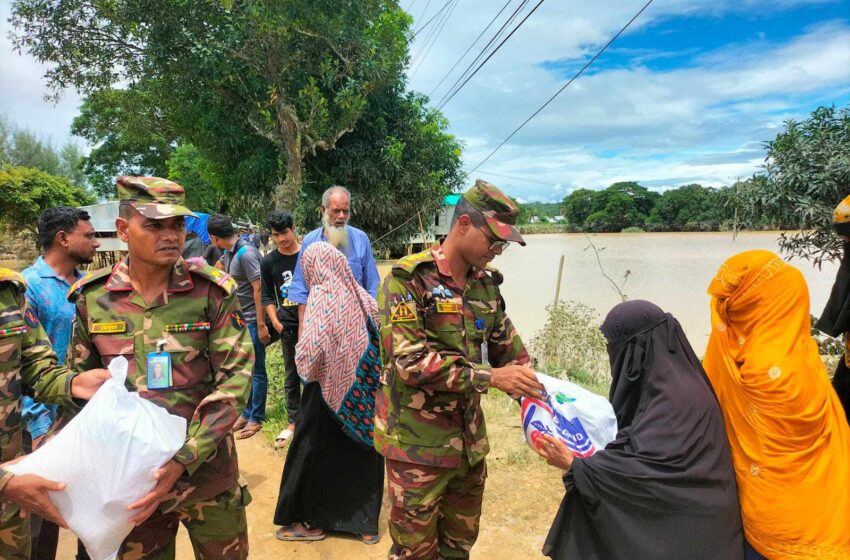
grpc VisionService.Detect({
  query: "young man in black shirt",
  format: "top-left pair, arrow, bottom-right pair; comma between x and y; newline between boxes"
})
260,211 -> 302,446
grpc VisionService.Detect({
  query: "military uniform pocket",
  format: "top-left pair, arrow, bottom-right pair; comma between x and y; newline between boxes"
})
394,404 -> 461,448
92,334 -> 135,366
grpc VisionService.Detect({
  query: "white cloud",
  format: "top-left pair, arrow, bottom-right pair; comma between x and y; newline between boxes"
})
404,1 -> 850,200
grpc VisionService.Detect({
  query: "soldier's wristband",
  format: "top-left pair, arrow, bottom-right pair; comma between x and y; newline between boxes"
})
471,365 -> 491,393
0,470 -> 14,497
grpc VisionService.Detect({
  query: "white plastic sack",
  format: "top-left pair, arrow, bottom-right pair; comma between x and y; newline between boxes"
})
8,357 -> 186,560
521,371 -> 618,458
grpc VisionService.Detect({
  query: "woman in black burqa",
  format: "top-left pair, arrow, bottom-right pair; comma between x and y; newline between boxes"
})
539,300 -> 744,560
816,239 -> 850,424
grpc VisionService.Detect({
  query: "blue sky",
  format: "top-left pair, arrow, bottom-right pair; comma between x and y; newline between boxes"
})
2,0 -> 849,202
405,0 -> 850,201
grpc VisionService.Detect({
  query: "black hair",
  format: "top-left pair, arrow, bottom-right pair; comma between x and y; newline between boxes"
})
450,198 -> 485,228
37,206 -> 92,250
207,214 -> 235,238
266,211 -> 294,233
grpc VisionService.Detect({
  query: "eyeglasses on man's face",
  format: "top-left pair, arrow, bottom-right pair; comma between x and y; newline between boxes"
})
475,224 -> 510,252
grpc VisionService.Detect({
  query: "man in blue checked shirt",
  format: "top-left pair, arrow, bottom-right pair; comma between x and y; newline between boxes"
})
289,186 -> 380,334
21,206 -> 99,560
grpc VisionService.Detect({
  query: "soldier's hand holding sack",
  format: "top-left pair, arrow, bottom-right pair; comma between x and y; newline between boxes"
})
7,357 -> 186,560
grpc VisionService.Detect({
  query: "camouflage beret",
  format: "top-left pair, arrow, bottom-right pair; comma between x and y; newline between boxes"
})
833,195 -> 850,236
462,179 -> 526,246
117,176 -> 197,220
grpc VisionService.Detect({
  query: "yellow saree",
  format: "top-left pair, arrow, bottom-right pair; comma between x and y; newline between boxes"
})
704,250 -> 850,559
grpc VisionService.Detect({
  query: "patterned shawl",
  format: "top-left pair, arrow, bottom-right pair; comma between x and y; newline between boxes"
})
295,241 -> 380,416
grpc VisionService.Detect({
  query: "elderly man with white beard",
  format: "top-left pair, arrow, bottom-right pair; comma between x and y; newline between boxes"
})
288,185 -> 380,335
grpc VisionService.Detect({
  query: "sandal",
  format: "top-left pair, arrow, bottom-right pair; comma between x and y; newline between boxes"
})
275,524 -> 326,542
361,534 -> 381,545
232,417 -> 248,432
235,422 -> 262,440
274,428 -> 294,448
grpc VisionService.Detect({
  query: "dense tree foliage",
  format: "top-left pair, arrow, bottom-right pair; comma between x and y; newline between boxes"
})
0,165 -> 94,235
11,0 -> 461,247
11,0 -> 410,208
560,182 -> 733,232
0,116 -> 88,189
735,105 -> 850,266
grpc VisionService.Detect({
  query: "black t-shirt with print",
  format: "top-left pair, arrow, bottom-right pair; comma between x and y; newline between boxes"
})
260,249 -> 300,329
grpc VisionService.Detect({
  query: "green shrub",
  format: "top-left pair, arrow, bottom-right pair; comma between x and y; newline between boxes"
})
530,301 -> 610,395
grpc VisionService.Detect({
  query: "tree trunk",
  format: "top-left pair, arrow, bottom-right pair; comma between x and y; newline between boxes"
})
275,102 -> 305,213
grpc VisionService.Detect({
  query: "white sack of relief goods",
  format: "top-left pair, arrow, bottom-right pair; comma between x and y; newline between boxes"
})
521,371 -> 617,458
8,356 -> 186,560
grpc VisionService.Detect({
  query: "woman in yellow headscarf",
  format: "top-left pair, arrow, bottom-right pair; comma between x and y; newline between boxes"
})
704,250 -> 850,559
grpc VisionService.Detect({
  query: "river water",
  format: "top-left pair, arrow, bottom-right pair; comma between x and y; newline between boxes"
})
493,231 -> 840,353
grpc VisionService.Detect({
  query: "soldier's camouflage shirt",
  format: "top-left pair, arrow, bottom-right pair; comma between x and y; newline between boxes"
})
374,246 -> 530,468
0,269 -> 76,494
69,257 -> 252,508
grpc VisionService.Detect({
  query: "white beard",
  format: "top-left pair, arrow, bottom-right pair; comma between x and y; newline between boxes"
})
322,213 -> 350,251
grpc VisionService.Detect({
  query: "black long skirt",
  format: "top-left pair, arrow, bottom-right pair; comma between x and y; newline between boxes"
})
273,381 -> 384,535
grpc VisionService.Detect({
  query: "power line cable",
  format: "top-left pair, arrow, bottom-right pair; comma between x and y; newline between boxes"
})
437,0 -> 545,110
409,0 -> 442,67
416,0 -> 434,25
473,169 -> 560,186
435,0 -> 530,107
410,0 -> 459,78
427,0 -> 514,98
468,0 -> 654,174
412,0 -> 455,39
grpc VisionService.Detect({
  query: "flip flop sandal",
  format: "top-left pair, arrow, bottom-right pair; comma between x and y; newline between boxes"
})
235,422 -> 262,440
274,428 -> 294,448
275,525 -> 326,542
361,534 -> 381,545
232,417 -> 249,432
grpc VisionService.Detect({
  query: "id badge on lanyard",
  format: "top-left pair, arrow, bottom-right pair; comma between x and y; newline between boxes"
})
147,339 -> 173,390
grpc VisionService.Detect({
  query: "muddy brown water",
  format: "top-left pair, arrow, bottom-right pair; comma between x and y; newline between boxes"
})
495,231 -> 839,353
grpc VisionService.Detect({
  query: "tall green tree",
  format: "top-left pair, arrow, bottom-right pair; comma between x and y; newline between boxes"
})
0,115 -> 89,190
0,165 -> 94,235
71,87 -> 176,196
11,0 -> 410,209
735,105 -> 850,266
302,89 -> 464,251
562,188 -> 596,227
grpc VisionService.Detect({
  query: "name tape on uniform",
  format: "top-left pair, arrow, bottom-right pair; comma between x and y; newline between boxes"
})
90,321 -> 127,334
436,301 -> 461,314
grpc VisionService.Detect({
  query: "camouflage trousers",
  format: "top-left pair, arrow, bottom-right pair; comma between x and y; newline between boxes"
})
0,501 -> 29,560
118,483 -> 251,560
386,457 -> 487,560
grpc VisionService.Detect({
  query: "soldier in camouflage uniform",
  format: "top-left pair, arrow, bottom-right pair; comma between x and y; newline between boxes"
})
375,180 -> 544,559
0,269 -> 109,560
69,176 -> 254,559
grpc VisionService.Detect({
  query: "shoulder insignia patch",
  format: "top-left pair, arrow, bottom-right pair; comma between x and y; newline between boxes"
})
187,260 -> 238,295
0,267 -> 26,291
230,309 -> 246,330
24,308 -> 39,329
390,301 -> 418,323
67,266 -> 112,299
393,250 -> 435,279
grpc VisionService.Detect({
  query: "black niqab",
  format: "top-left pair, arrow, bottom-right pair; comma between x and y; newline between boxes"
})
543,300 -> 743,560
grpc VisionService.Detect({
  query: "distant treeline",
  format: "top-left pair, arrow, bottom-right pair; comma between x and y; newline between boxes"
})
520,181 -> 736,233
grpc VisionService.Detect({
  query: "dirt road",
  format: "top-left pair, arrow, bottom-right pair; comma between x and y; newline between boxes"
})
58,395 -> 564,559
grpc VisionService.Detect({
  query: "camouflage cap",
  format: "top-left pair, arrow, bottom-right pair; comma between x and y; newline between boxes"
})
116,176 -> 197,220
462,179 -> 526,246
